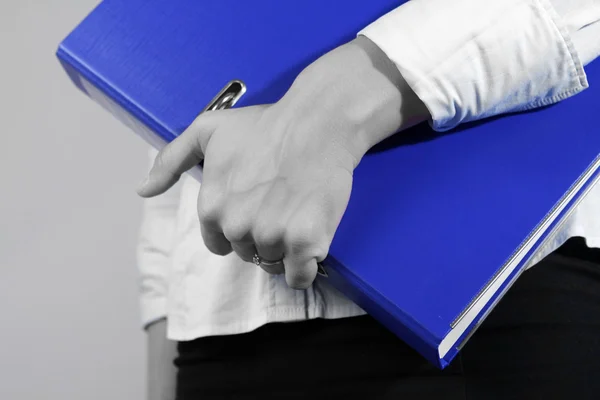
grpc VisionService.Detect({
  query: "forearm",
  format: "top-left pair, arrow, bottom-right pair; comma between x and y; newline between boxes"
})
277,35 -> 430,167
278,0 -> 591,168
146,318 -> 178,400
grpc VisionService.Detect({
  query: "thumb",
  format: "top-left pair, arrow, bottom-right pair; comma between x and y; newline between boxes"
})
136,114 -> 217,198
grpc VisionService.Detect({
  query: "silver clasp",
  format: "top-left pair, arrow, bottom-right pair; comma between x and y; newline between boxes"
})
202,80 -> 246,112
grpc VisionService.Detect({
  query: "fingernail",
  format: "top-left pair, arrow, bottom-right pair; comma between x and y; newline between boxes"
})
136,176 -> 150,195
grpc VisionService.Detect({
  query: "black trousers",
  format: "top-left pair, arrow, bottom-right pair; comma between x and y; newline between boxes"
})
175,237 -> 600,399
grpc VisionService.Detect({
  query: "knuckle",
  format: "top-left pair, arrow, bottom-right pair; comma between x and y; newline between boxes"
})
286,222 -> 314,246
189,114 -> 206,132
285,220 -> 328,257
222,222 -> 249,243
197,187 -> 224,225
153,147 -> 170,171
154,143 -> 181,174
253,223 -> 284,248
197,203 -> 220,226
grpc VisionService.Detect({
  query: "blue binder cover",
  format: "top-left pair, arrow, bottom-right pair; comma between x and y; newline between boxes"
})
57,0 -> 600,368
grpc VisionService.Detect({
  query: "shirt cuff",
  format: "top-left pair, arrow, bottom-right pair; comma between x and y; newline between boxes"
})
358,0 -> 588,132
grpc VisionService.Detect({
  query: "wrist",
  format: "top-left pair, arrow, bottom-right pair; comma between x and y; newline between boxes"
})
279,36 -> 429,164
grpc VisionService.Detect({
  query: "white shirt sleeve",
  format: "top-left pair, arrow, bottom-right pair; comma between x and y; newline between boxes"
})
358,0 -> 594,132
136,147 -> 183,329
561,0 -> 600,66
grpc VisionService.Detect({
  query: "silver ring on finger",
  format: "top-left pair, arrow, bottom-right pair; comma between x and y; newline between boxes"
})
252,253 -> 284,267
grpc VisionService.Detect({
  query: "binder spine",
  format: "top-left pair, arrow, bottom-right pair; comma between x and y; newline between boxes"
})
56,45 -> 203,182
450,152 -> 600,329
320,257 -> 446,368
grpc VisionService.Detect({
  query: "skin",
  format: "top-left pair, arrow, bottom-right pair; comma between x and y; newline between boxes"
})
146,319 -> 177,400
139,36 -> 429,399
137,35 -> 429,289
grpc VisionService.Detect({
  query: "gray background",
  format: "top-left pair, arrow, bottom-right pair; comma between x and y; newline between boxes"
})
1,1 -> 147,398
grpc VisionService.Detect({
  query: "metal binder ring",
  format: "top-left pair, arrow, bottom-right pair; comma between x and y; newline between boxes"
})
201,80 -> 247,114
209,92 -> 237,111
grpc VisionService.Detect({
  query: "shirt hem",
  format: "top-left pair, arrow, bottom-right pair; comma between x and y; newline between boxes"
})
167,305 -> 368,341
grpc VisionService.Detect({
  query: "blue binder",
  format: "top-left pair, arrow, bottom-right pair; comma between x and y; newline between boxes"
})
57,0 -> 600,368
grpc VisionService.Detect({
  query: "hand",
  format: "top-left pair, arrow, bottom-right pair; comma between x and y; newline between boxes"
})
136,36 -> 428,289
138,101 -> 355,289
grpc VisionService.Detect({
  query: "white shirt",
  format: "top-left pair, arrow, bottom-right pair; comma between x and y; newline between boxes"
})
136,0 -> 600,341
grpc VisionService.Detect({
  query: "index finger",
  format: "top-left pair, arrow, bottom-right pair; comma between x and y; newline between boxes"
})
136,114 -> 217,198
